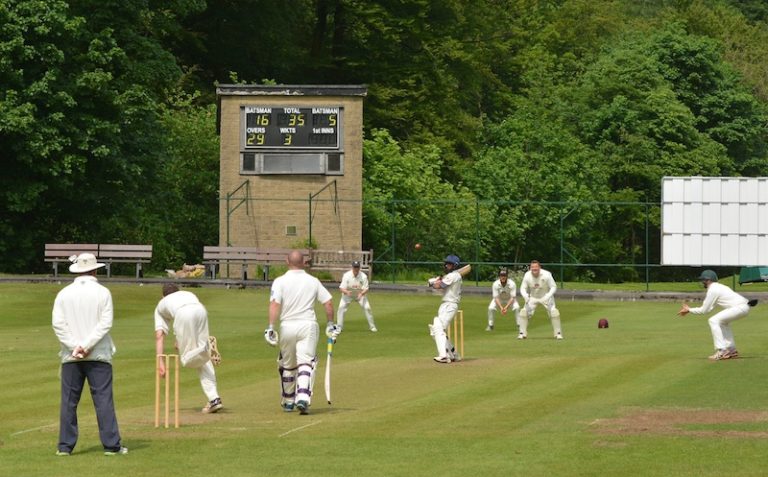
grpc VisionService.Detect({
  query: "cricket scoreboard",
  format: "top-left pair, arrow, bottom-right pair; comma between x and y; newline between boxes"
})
242,106 -> 342,150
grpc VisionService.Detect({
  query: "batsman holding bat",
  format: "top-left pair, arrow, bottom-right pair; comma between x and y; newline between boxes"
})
677,270 -> 757,361
428,255 -> 470,363
519,260 -> 563,340
265,250 -> 339,415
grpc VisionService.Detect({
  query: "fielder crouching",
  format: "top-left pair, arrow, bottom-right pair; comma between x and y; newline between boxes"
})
518,260 -> 563,340
265,250 -> 338,415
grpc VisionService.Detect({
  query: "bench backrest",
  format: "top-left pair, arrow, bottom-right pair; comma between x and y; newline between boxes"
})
203,247 -> 309,264
98,244 -> 153,259
310,250 -> 373,268
45,244 -> 99,259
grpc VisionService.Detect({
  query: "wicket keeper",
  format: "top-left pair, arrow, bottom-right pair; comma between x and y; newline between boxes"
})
519,260 -> 563,340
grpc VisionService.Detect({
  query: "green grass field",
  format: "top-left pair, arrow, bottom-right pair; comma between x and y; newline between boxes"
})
2,282 -> 767,477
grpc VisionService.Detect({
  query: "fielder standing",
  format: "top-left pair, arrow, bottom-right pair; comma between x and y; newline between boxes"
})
337,261 -> 378,332
52,253 -> 126,456
519,260 -> 563,340
486,268 -> 519,331
154,284 -> 223,413
677,270 -> 753,360
428,254 -> 463,363
265,250 -> 338,414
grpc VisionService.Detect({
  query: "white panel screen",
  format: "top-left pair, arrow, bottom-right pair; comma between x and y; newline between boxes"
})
661,177 -> 768,266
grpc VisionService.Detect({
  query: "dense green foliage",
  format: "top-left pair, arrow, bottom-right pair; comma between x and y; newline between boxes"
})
1,0 -> 767,274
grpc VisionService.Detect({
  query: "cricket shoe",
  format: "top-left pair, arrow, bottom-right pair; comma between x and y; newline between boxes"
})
370,326 -> 378,332
296,400 -> 310,415
517,333 -> 527,340
104,447 -> 128,456
710,349 -> 739,361
209,336 -> 221,365
202,397 -> 223,414
55,450 -> 71,456
282,402 -> 295,412
555,333 -> 564,340
485,325 -> 494,331
433,356 -> 451,364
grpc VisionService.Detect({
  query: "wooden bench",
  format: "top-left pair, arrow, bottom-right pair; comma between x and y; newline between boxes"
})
98,244 -> 153,278
309,250 -> 373,279
44,244 -> 99,277
203,247 -> 310,280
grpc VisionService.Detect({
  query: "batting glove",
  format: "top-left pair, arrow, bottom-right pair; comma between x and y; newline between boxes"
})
264,325 -> 278,347
326,323 -> 341,341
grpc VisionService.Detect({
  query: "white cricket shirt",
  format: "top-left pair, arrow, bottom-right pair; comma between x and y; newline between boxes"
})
520,269 -> 557,301
271,269 -> 332,321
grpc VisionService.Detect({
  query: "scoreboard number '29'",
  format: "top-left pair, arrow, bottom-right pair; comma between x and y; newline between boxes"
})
243,106 -> 341,149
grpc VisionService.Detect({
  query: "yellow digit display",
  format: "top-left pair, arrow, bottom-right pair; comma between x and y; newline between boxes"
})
244,107 -> 339,149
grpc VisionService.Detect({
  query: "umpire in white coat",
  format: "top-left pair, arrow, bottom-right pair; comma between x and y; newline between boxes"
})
265,250 -> 336,415
52,253 -> 126,456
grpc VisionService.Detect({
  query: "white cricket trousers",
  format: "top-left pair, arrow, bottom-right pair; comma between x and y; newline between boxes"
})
432,301 -> 458,358
708,304 -> 749,350
487,299 -> 519,327
520,298 -> 561,336
337,295 -> 376,330
173,303 -> 219,401
278,320 -> 319,405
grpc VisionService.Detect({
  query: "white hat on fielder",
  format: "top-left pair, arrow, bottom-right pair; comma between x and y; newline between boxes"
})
68,253 -> 106,274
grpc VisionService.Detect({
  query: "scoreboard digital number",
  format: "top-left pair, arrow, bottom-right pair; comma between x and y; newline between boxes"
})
243,106 -> 341,149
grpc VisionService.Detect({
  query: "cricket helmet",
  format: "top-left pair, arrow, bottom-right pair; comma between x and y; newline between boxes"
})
598,318 -> 609,329
698,270 -> 718,282
444,255 -> 461,267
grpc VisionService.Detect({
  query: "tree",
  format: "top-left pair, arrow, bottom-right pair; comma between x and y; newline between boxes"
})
0,0 -> 197,271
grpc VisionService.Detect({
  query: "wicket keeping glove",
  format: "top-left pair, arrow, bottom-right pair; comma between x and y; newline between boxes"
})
326,323 -> 341,341
264,325 -> 278,347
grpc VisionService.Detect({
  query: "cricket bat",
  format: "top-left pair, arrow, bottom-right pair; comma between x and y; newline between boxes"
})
324,336 -> 333,405
457,264 -> 472,277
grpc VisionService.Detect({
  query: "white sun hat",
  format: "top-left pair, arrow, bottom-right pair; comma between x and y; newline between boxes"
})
68,253 -> 106,273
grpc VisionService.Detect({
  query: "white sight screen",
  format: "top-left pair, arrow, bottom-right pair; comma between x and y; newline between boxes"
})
661,177 -> 768,266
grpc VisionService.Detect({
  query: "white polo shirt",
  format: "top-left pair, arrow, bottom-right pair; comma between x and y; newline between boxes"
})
271,269 -> 332,321
520,269 -> 557,302
154,290 -> 204,335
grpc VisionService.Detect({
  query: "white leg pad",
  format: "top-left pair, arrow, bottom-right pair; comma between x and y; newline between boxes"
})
549,307 -> 562,335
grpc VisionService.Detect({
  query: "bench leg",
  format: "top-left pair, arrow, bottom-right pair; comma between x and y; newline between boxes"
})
242,264 -> 248,281
136,263 -> 143,279
263,265 -> 270,281
106,263 -> 112,278
208,264 -> 216,279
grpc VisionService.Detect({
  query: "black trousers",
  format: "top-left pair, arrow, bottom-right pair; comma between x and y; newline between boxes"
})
58,361 -> 122,453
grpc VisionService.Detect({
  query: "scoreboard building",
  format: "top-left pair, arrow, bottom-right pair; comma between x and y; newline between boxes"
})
216,85 -> 367,258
